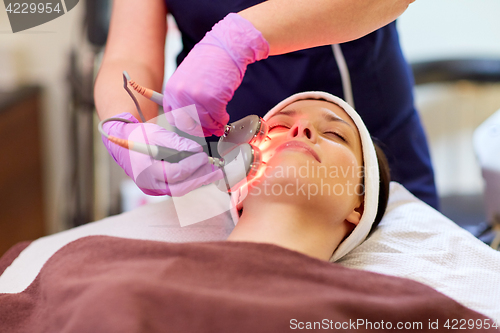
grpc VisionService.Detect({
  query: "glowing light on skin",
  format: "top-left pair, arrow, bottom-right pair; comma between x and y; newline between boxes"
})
257,123 -> 288,166
232,136 -> 272,190
242,128 -> 280,187
244,159 -> 267,188
248,108 -> 332,186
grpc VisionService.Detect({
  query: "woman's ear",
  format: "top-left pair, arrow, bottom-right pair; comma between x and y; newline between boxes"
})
346,200 -> 364,226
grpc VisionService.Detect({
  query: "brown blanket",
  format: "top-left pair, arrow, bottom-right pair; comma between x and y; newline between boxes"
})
0,236 -> 497,332
0,241 -> 31,276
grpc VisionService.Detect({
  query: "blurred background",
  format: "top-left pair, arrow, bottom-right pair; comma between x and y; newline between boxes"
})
0,0 -> 499,256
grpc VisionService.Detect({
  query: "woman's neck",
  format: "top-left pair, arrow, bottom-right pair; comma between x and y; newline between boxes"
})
226,198 -> 349,261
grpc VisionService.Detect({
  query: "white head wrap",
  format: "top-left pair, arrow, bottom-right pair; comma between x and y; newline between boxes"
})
230,92 -> 380,262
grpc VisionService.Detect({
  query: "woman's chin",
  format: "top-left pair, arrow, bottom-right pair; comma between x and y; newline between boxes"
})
264,149 -> 320,166
263,153 -> 320,176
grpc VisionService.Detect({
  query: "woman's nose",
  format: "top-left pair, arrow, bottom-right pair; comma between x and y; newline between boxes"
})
287,120 -> 317,143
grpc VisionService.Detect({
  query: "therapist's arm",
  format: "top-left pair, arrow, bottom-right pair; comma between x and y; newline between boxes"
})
239,0 -> 414,55
94,0 -> 167,121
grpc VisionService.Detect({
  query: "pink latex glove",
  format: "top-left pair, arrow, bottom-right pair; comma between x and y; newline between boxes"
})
102,113 -> 223,196
163,13 -> 269,137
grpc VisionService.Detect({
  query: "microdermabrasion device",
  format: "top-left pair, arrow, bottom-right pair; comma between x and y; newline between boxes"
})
99,71 -> 269,193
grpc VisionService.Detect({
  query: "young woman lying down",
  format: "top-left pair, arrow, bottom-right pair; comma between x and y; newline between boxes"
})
0,92 -> 496,332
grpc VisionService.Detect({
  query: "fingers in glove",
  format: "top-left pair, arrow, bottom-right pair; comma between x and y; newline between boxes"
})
168,164 -> 224,197
165,104 -> 223,137
137,153 -> 224,197
170,105 -> 203,135
145,152 -> 211,184
128,122 -> 204,153
164,111 -> 176,128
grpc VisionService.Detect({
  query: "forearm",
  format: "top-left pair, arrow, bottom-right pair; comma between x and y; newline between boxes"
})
94,59 -> 163,121
239,0 -> 414,55
94,0 -> 167,121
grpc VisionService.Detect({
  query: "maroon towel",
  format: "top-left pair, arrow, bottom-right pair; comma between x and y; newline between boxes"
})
0,241 -> 31,276
0,236 -> 497,332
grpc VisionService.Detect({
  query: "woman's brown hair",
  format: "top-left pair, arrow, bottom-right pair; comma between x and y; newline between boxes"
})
371,140 -> 391,232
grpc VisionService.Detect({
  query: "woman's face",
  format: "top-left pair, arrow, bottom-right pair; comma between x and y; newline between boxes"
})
247,99 -> 364,223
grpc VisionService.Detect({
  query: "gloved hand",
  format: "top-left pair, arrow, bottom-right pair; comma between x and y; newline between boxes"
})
102,113 -> 223,196
163,13 -> 270,137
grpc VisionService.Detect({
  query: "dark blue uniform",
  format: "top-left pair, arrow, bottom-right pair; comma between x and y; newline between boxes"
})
165,0 -> 439,209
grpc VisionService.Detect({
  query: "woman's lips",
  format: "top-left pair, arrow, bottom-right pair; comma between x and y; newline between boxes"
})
274,140 -> 321,162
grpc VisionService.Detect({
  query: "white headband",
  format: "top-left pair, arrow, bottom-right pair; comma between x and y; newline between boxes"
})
230,92 -> 380,262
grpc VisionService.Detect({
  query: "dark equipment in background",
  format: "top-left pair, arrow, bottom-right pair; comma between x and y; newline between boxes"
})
412,59 -> 500,85
66,0 -> 111,228
84,0 -> 111,47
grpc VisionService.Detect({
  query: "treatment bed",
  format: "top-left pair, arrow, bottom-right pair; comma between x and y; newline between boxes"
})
1,182 -> 500,331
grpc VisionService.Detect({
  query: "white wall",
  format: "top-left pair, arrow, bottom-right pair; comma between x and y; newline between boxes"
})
0,3 -> 86,233
398,0 -> 500,62
398,0 -> 500,196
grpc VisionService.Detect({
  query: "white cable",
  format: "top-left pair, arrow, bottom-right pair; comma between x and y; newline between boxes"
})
332,44 -> 355,108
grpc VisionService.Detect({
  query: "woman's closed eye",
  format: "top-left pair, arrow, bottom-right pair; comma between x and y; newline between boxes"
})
268,124 -> 290,131
324,131 -> 347,143
269,124 -> 348,143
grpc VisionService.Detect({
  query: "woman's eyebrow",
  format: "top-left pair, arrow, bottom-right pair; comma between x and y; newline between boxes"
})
322,112 -> 354,129
275,109 -> 298,117
274,108 -> 354,131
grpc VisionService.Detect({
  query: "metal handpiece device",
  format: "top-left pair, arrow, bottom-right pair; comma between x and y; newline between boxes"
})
98,71 -> 268,193
218,115 -> 268,156
214,143 -> 263,192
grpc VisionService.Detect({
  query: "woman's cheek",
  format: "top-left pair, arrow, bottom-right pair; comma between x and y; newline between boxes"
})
259,136 -> 285,164
328,149 -> 363,183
